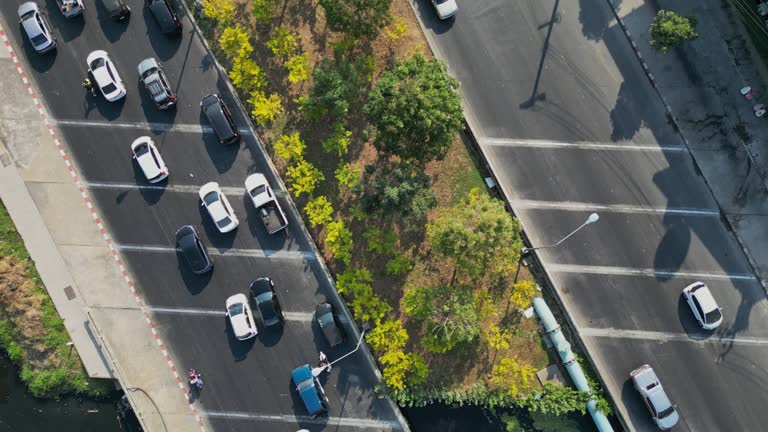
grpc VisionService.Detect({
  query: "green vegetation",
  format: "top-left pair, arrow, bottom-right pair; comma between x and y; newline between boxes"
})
649,10 -> 699,54
0,202 -> 113,399
317,0 -> 393,39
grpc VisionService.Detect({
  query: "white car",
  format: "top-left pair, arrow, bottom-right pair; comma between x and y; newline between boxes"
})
682,281 -> 723,330
225,294 -> 257,340
630,364 -> 679,430
431,0 -> 458,20
130,137 -> 168,183
18,2 -> 56,54
199,182 -> 239,233
87,50 -> 126,102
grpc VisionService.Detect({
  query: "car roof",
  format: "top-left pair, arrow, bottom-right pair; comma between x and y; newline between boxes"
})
21,14 -> 45,40
148,0 -> 176,30
203,101 -> 236,139
226,294 -> 252,334
178,230 -> 208,271
631,365 -> 659,391
690,283 -> 719,312
291,365 -> 324,415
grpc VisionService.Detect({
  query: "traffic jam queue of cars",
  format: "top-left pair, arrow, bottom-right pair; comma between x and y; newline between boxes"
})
18,0 -> 350,418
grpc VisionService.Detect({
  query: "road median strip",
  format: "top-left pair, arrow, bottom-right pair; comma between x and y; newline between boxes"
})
549,264 -> 757,281
580,328 -> 768,346
479,137 -> 687,152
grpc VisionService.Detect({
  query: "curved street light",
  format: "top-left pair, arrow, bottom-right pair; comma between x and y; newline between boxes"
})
521,212 -> 599,255
311,323 -> 370,378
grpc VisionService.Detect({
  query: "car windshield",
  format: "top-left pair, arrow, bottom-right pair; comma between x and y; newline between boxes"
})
318,312 -> 334,326
705,308 -> 722,324
297,379 -> 313,392
249,185 -> 266,198
134,143 -> 149,157
435,0 -> 450,4
216,216 -> 233,229
31,34 -> 48,46
203,191 -> 219,206
228,303 -> 244,316
658,406 -> 676,419
90,58 -> 106,70
21,11 -> 35,20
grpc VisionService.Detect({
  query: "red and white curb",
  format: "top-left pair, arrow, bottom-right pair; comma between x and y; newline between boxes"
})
0,26 -> 206,432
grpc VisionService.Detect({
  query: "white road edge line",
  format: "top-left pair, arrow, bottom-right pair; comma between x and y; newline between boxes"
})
548,264 -> 757,281
82,181 -> 247,196
507,199 -> 720,217
200,411 -> 402,429
145,307 -> 313,321
50,119 -> 252,136
580,328 -> 768,346
479,137 -> 687,152
114,244 -> 316,260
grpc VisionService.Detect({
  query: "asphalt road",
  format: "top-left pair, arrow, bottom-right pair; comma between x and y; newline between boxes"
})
413,0 -> 768,431
0,1 -> 404,430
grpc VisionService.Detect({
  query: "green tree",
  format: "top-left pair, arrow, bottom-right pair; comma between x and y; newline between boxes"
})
336,267 -> 391,323
365,53 -> 463,164
304,57 -> 363,119
286,159 -> 324,197
202,0 -> 236,25
359,161 -> 436,219
326,220 -> 354,265
219,26 -> 253,60
229,56 -> 266,93
267,27 -> 299,59
649,10 -> 699,54
317,0 -> 392,39
385,255 -> 412,276
304,196 -> 334,227
251,0 -> 278,22
523,382 -> 591,416
334,162 -> 361,189
273,132 -> 306,162
322,122 -> 353,156
367,318 -> 408,351
249,91 -> 284,124
363,226 -> 397,255
286,53 -> 311,84
422,286 -> 480,353
427,189 -> 522,280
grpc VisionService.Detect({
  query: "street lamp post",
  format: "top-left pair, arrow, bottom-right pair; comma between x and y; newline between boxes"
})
312,323 -> 370,378
521,212 -> 599,257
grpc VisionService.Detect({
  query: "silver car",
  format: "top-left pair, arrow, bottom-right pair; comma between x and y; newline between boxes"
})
18,2 -> 56,54
630,364 -> 679,430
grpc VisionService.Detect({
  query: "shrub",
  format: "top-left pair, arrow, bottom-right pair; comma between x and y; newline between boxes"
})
273,132 -> 306,162
317,0 -> 392,39
326,220 -> 354,265
509,280 -> 537,311
363,227 -> 397,255
304,57 -> 363,119
385,255 -> 412,275
334,163 -> 361,189
322,122 -> 353,156
484,325 -> 511,351
267,27 -> 299,59
489,357 -> 537,397
336,267 -> 391,323
286,53 -> 311,84
385,16 -> 408,41
219,26 -> 253,60
367,318 -> 408,352
249,91 -> 284,124
304,196 -> 334,227
286,159 -> 324,197
6,341 -> 22,363
359,161 -> 436,218
202,0 -> 236,25
251,0 -> 278,22
229,56 -> 266,93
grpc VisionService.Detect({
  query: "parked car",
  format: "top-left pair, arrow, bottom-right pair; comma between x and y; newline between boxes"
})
175,225 -> 212,274
201,94 -> 239,145
145,0 -> 181,35
87,50 -> 126,102
55,0 -> 84,18
291,364 -> 329,417
431,0 -> 458,20
245,173 -> 288,234
315,303 -> 346,348
630,364 -> 679,430
98,0 -> 130,20
130,136 -> 168,183
199,182 -> 239,233
226,294 -> 257,340
137,58 -> 176,109
250,277 -> 284,327
682,281 -> 723,330
18,2 -> 56,54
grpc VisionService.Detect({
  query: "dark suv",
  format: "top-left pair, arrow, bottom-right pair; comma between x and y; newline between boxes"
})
145,0 -> 181,35
201,94 -> 239,145
138,58 -> 176,109
250,277 -> 284,327
175,225 -> 212,274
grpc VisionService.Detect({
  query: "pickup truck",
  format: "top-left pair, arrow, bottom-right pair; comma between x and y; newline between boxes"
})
245,173 -> 288,234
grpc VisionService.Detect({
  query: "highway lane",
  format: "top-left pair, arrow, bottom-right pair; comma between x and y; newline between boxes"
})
412,0 -> 768,430
0,0 -> 405,429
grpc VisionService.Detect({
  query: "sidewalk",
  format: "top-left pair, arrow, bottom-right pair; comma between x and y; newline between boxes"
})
611,0 -> 768,289
0,28 -> 205,432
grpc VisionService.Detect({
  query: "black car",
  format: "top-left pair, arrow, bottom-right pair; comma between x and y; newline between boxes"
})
201,94 -> 239,145
315,303 -> 346,347
250,277 -> 284,327
145,0 -> 181,35
98,0 -> 130,20
175,225 -> 212,274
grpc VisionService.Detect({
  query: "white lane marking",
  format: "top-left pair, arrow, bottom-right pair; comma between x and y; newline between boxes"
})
145,307 -> 313,321
201,411 -> 402,429
580,328 -> 768,346
82,181 -> 246,196
114,244 -> 316,260
548,264 -> 757,281
50,119 -> 252,136
480,137 -> 686,152
508,199 -> 720,217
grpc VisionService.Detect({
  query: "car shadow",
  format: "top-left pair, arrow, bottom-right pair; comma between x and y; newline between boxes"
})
199,109 -> 239,174
142,5 -> 182,61
177,251 -> 212,295
242,193 -> 288,251
413,0 -> 455,35
224,316 -> 255,361
197,202 -> 237,250
131,160 -> 167,205
94,0 -> 130,43
620,378 -> 655,430
44,1 -> 85,42
288,378 -> 330,428
256,321 -> 284,348
677,293 -> 715,340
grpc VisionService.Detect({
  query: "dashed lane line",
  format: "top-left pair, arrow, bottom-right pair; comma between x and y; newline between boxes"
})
201,410 -> 403,429
114,244 -> 316,261
479,137 -> 686,152
145,307 -> 313,321
580,328 -> 768,346
82,181 -> 246,196
548,264 -> 757,281
50,119 -> 252,135
507,199 -> 720,217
